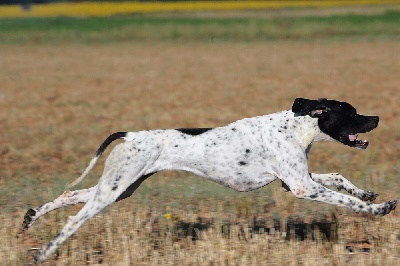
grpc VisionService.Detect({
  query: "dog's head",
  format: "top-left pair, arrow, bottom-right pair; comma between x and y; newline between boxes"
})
292,98 -> 379,149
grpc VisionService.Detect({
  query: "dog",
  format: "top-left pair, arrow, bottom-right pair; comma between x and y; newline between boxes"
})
23,98 -> 397,263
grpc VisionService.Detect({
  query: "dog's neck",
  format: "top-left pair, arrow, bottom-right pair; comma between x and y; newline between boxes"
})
286,111 -> 334,149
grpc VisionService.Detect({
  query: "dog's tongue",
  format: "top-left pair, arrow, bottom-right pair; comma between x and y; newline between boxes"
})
349,133 -> 359,141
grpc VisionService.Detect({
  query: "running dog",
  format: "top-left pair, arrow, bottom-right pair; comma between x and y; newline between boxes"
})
23,98 -> 397,263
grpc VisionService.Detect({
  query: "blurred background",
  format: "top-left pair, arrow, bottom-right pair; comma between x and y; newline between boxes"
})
1,0 -> 399,265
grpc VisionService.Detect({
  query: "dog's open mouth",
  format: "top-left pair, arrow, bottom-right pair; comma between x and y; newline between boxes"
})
348,133 -> 369,149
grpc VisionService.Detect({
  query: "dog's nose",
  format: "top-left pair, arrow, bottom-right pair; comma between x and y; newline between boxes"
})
372,116 -> 379,127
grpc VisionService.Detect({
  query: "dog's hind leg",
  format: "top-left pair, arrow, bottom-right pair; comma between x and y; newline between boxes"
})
310,173 -> 378,201
34,171 -> 147,263
34,143 -> 159,263
116,172 -> 155,202
24,171 -> 155,232
24,172 -> 154,231
34,193 -> 110,263
23,186 -> 96,230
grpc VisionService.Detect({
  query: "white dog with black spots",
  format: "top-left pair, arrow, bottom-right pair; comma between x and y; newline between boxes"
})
23,98 -> 397,263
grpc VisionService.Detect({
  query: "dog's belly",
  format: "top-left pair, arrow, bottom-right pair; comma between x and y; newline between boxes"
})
152,128 -> 279,191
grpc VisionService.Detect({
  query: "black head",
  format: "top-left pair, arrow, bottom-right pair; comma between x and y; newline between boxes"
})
292,98 -> 379,149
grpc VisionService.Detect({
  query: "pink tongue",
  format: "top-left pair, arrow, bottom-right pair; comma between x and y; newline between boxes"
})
349,134 -> 359,141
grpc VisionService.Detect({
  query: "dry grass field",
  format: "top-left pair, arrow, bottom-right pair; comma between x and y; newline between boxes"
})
1,7 -> 400,266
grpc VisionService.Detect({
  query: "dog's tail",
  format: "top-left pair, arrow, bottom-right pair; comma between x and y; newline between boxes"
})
66,132 -> 128,190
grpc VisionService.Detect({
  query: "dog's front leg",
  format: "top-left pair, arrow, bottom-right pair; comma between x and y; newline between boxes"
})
310,173 -> 378,201
286,177 -> 396,216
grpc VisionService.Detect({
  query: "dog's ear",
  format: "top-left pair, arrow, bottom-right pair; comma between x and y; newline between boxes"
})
292,98 -> 330,118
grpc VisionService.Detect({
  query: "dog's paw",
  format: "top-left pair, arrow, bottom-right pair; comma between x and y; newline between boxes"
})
23,209 -> 37,230
358,191 -> 379,201
375,200 -> 397,216
34,250 -> 43,265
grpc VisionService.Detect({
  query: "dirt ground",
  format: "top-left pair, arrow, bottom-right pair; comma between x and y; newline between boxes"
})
1,42 -> 399,178
0,41 -> 399,264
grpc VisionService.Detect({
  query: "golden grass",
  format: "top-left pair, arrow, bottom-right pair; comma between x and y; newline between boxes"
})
0,41 -> 399,264
3,205 -> 400,265
0,0 -> 399,18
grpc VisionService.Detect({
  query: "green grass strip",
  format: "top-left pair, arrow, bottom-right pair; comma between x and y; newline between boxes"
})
0,10 -> 399,44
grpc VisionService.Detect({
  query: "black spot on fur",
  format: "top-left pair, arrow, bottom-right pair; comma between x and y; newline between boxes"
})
26,208 -> 36,217
310,194 -> 318,199
112,185 -> 118,191
245,149 -> 251,154
176,128 -> 213,136
116,172 -> 156,202
238,161 -> 247,166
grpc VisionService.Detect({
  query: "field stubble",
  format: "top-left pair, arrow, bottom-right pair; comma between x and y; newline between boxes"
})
0,38 -> 400,264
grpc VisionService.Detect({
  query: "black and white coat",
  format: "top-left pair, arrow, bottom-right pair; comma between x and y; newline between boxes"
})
24,98 -> 397,263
